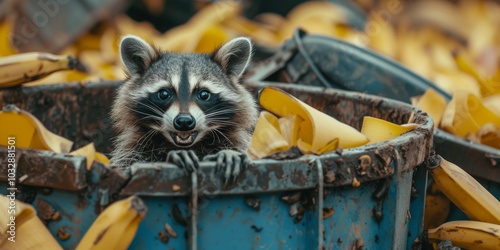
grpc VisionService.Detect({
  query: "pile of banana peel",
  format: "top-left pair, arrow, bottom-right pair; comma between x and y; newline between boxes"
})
247,87 -> 418,159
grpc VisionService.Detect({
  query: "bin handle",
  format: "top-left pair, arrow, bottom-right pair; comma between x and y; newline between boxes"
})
292,29 -> 340,89
316,159 -> 325,249
189,172 -> 198,250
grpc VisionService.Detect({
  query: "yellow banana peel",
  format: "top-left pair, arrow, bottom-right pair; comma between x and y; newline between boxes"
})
432,70 -> 481,97
280,1 -> 346,41
430,156 -> 500,224
76,196 -> 147,250
411,89 -> 447,128
0,195 -> 62,249
0,107 -> 110,165
425,220 -> 500,250
247,111 -> 290,159
441,91 -> 500,137
70,143 -> 110,170
482,94 -> 500,117
278,114 -> 302,146
454,51 -> 500,97
477,123 -> 500,149
360,116 -> 419,144
0,107 -> 73,153
0,21 -> 17,57
193,26 -> 230,53
366,18 -> 397,58
423,193 -> 451,230
259,87 -> 369,151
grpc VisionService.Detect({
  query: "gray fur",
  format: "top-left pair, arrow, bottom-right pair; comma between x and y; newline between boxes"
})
110,35 -> 258,169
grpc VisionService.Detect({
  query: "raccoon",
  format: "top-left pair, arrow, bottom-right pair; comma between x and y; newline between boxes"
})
110,35 -> 258,182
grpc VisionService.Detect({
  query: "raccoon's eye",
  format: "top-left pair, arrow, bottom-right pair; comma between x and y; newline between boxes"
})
198,90 -> 211,101
157,89 -> 171,100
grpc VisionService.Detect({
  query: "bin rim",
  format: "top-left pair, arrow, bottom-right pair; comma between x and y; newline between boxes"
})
120,82 -> 434,197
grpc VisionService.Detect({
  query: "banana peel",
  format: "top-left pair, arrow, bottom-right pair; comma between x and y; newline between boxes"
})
411,89 -> 447,128
441,91 -> 500,137
258,87 -> 369,151
0,21 -> 17,57
0,106 -> 110,167
0,195 -> 62,250
76,196 -> 147,250
360,116 -> 419,144
454,51 -> 500,97
0,107 -> 73,153
247,111 -> 290,159
70,143 -> 110,170
193,26 -> 230,53
423,193 -> 451,230
477,123 -> 500,149
482,94 -> 500,117
432,70 -> 481,97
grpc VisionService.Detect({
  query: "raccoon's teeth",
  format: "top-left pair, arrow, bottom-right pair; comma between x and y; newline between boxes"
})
178,132 -> 191,139
171,131 -> 198,146
176,135 -> 193,144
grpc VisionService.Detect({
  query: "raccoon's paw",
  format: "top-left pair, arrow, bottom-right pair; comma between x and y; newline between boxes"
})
167,150 -> 200,173
203,150 -> 249,186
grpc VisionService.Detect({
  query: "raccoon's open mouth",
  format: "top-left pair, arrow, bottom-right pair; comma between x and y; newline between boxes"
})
170,131 -> 198,146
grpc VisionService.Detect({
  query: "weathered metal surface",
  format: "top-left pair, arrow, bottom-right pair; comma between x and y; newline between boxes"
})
0,147 -> 87,191
433,130 -> 500,183
0,81 -> 433,249
120,160 -> 318,196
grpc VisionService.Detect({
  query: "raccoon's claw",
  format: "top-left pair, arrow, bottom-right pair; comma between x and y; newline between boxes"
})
167,150 -> 200,173
203,150 -> 249,187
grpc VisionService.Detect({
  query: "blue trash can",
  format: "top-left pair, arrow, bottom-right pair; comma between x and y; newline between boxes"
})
247,30 -> 500,225
0,81 -> 433,249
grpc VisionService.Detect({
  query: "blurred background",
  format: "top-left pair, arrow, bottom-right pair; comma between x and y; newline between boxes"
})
0,0 -> 499,148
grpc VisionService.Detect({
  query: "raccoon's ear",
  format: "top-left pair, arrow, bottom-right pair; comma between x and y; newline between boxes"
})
119,35 -> 158,75
212,37 -> 253,78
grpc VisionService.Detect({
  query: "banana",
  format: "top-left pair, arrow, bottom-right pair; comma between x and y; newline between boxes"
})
76,196 -> 147,250
0,52 -> 80,88
424,220 -> 500,250
428,156 -> 500,224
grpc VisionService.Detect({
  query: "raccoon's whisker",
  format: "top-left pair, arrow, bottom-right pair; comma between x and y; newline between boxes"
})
205,108 -> 241,116
145,98 -> 164,113
138,102 -> 164,117
203,102 -> 231,113
136,129 -> 158,153
128,107 -> 162,119
207,120 -> 239,127
205,111 -> 238,120
210,127 -> 233,145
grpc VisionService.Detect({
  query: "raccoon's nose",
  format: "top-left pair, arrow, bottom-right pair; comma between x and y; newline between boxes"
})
173,114 -> 196,131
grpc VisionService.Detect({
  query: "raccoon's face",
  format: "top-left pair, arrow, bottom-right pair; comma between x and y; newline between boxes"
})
117,35 -> 255,148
